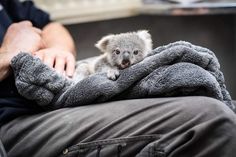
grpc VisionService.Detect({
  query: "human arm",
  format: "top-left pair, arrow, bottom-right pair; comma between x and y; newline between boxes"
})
2,0 -> 76,77
0,21 -> 44,81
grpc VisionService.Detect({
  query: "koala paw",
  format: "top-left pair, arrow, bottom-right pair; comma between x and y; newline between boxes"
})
107,69 -> 120,80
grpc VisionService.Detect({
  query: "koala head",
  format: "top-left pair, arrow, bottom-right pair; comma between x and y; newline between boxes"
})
95,30 -> 153,69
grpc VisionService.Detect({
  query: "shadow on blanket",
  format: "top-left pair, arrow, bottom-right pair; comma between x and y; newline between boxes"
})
10,41 -> 235,112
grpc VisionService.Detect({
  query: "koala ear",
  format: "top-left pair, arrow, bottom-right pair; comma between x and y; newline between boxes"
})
95,34 -> 114,53
137,30 -> 153,52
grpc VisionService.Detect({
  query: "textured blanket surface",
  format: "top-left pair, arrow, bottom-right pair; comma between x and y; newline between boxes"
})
10,41 -> 235,111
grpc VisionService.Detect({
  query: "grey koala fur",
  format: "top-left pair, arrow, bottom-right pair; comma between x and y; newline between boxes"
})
73,30 -> 153,82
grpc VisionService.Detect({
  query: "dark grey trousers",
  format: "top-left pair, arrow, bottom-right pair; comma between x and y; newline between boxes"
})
1,96 -> 236,157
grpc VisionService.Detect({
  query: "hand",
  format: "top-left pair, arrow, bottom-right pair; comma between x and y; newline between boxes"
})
0,21 -> 44,62
33,47 -> 76,77
0,21 -> 44,81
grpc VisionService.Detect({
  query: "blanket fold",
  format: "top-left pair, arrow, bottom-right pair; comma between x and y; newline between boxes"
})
10,41 -> 235,111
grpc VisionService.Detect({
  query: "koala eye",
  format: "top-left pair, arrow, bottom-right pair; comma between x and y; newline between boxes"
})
113,49 -> 120,55
133,50 -> 139,55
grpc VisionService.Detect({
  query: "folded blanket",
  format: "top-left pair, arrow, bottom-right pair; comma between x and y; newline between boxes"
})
10,41 -> 235,111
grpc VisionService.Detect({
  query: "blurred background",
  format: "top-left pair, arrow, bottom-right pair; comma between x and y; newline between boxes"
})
33,0 -> 236,99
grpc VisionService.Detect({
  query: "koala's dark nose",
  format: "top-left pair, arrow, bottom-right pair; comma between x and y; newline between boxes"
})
122,51 -> 130,66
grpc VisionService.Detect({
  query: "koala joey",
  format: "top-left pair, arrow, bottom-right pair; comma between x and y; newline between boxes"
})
73,30 -> 153,82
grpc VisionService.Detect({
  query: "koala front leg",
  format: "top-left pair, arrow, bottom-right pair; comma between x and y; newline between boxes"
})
94,56 -> 120,80
107,67 -> 120,80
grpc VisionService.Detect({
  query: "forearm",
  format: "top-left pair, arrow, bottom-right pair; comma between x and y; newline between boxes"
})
42,22 -> 76,57
0,50 -> 11,81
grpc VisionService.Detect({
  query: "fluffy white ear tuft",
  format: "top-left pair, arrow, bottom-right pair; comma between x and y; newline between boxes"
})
95,34 -> 114,53
137,30 -> 153,53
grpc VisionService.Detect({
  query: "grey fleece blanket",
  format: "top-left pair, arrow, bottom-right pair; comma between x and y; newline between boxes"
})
10,41 -> 235,111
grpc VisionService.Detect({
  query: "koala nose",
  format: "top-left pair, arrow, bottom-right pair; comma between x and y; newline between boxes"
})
122,51 -> 130,66
123,51 -> 130,59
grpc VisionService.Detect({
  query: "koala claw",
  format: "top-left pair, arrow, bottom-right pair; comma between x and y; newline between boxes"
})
107,69 -> 120,80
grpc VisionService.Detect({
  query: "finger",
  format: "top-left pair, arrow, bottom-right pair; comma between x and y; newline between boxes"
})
39,39 -> 46,49
34,51 -> 44,61
33,27 -> 42,35
65,56 -> 76,78
54,57 -> 66,74
19,21 -> 33,27
43,55 -> 55,68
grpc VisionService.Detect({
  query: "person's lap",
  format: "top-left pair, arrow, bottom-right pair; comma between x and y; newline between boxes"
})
1,96 -> 236,157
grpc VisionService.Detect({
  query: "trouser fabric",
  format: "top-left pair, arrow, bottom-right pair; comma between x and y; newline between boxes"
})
0,140 -> 7,157
1,96 -> 236,157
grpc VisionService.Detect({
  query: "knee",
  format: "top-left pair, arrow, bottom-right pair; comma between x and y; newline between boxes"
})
188,97 -> 236,144
177,96 -> 236,124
